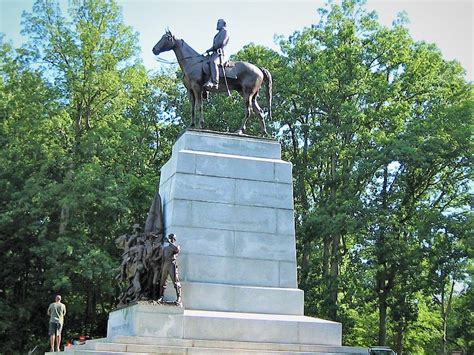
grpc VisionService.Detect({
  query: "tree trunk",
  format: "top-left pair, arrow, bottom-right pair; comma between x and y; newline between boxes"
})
441,280 -> 455,355
296,125 -> 311,285
85,287 -> 97,334
328,234 -> 340,320
59,204 -> 69,234
378,289 -> 388,345
327,136 -> 339,320
395,319 -> 404,354
377,165 -> 390,345
323,235 -> 330,277
59,167 -> 74,234
300,237 -> 311,286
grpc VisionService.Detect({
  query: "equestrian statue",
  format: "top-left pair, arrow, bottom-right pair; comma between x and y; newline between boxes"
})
152,19 -> 272,135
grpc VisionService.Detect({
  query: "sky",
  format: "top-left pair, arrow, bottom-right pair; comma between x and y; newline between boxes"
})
0,0 -> 472,81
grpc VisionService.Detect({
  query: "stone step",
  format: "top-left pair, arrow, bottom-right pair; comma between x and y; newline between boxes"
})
61,345 -> 365,355
63,335 -> 367,354
115,335 -> 367,353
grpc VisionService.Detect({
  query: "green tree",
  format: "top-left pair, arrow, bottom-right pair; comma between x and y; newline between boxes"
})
364,44 -> 471,352
256,1 -> 472,352
275,0 -> 409,322
449,283 -> 474,354
0,1 -> 181,352
0,37 -> 70,352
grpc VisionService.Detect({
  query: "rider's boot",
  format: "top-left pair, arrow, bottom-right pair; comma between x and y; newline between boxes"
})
204,63 -> 219,90
203,80 -> 218,90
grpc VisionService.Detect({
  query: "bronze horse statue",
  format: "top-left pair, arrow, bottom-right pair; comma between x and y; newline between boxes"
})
152,30 -> 272,135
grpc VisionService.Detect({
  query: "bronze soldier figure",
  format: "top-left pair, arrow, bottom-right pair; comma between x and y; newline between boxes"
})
158,234 -> 182,305
117,225 -> 152,305
127,224 -> 142,249
203,19 -> 229,90
128,233 -> 147,301
147,232 -> 164,300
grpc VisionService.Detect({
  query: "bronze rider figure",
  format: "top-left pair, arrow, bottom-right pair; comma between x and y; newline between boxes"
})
203,19 -> 229,90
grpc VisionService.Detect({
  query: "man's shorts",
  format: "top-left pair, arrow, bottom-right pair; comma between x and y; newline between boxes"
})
49,321 -> 63,336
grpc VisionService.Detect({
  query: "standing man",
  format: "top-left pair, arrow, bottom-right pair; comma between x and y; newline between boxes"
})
47,295 -> 66,352
158,234 -> 182,305
203,19 -> 229,90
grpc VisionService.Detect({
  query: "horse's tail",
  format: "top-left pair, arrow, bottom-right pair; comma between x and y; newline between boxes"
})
259,67 -> 273,120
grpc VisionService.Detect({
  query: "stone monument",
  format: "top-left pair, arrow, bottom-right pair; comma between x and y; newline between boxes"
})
62,130 -> 366,354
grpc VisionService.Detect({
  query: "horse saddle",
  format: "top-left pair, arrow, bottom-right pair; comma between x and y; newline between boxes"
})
221,61 -> 238,79
203,59 -> 238,80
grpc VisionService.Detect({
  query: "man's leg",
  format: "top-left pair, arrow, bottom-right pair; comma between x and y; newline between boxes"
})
50,334 -> 55,351
132,271 -> 142,301
56,332 -> 61,351
203,57 -> 219,90
170,264 -> 182,303
210,61 -> 218,85
55,322 -> 63,351
159,265 -> 169,301
49,322 -> 56,351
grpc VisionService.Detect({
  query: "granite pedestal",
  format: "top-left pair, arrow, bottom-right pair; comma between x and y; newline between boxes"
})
158,130 -> 301,316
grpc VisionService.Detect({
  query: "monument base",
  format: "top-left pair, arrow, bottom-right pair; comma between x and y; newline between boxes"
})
59,131 -> 365,354
61,304 -> 367,354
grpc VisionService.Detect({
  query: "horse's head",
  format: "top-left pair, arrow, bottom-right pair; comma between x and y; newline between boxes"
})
152,30 -> 176,55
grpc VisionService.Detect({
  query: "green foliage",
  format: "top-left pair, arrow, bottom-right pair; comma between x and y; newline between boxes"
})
0,1 -> 181,352
450,284 -> 474,353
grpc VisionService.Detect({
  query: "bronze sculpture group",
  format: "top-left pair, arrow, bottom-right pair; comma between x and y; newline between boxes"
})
116,192 -> 182,306
152,19 -> 272,135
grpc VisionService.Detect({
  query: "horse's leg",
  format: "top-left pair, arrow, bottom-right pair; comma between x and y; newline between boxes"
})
188,90 -> 196,127
194,94 -> 200,129
190,84 -> 204,129
237,92 -> 252,135
198,91 -> 204,129
252,96 -> 268,135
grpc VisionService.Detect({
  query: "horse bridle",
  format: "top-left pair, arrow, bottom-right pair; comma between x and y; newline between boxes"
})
154,38 -> 207,65
154,54 -> 207,65
154,56 -> 179,65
